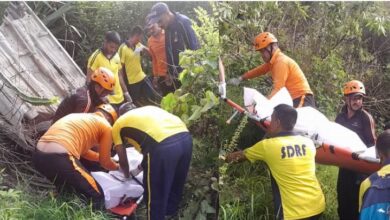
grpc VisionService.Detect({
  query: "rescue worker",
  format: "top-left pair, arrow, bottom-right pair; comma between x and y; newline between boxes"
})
52,67 -> 115,123
229,32 -> 315,108
226,104 -> 325,219
87,31 -> 128,110
112,103 -> 192,220
336,80 -> 376,220
119,26 -> 159,106
145,22 -> 172,96
33,104 -> 119,209
147,2 -> 200,91
359,130 -> 390,219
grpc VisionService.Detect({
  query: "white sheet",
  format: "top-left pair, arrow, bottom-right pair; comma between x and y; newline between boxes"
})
91,147 -> 144,209
243,87 -> 377,157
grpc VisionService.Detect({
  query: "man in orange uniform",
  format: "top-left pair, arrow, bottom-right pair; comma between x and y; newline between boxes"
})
146,22 -> 173,96
33,104 -> 119,209
229,32 -> 315,108
52,67 -> 116,123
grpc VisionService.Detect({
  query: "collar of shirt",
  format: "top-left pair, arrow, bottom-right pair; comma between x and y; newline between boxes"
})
269,48 -> 282,65
273,131 -> 300,138
100,47 -> 116,60
340,105 -> 363,119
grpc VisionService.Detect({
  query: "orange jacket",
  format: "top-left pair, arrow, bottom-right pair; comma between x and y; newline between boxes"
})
242,48 -> 312,99
39,113 -> 118,171
148,31 -> 167,77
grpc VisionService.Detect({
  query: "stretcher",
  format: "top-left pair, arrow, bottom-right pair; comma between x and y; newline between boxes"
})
91,148 -> 144,218
222,87 -> 381,174
218,58 -> 381,174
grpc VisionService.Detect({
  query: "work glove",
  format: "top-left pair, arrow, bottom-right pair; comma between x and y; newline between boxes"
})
134,45 -> 145,55
228,76 -> 242,86
218,82 -> 226,99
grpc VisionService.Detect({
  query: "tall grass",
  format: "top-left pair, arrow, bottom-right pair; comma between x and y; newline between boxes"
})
0,177 -> 110,220
220,162 -> 340,220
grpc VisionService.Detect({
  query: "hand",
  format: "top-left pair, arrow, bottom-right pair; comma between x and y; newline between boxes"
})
163,75 -> 173,86
218,82 -> 226,99
129,164 -> 143,176
228,77 -> 242,86
225,151 -> 245,163
124,92 -> 133,103
134,45 -> 145,55
152,77 -> 159,89
101,96 -> 109,104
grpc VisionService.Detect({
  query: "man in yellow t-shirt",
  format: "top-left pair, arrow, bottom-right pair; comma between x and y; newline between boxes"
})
87,31 -> 125,110
119,26 -> 159,107
226,104 -> 325,220
112,103 -> 192,220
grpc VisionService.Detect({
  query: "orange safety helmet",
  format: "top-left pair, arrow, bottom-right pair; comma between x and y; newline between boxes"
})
97,104 -> 118,122
91,67 -> 116,91
253,32 -> 278,51
343,80 -> 366,96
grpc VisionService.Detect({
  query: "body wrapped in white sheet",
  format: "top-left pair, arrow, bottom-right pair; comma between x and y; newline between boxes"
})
243,87 -> 376,156
91,147 -> 144,209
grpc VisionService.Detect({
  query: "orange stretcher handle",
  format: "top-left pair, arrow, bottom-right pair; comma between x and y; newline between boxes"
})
109,195 -> 143,216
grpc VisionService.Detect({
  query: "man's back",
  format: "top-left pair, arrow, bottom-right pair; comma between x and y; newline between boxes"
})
244,132 -> 325,219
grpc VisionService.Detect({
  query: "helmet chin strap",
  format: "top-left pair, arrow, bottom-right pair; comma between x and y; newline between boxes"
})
265,43 -> 274,61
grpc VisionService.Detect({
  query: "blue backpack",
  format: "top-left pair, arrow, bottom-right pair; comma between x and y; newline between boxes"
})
360,172 -> 390,220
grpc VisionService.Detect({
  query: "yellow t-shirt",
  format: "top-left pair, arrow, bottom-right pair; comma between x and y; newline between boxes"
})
112,106 -> 188,152
119,43 -> 146,84
87,49 -> 124,104
244,132 -> 325,219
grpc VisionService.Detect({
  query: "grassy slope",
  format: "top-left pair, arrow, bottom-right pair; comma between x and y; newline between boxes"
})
0,188 -> 110,219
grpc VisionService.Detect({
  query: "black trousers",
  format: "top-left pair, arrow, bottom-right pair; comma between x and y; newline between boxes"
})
128,78 -> 161,107
337,168 -> 366,220
293,94 -> 316,108
33,150 -> 105,209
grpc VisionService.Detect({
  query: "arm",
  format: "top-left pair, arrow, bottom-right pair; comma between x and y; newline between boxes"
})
268,62 -> 289,98
362,111 -> 376,147
359,178 -> 371,212
82,149 -> 99,162
241,63 -> 271,80
98,128 -> 119,171
115,144 -> 130,178
142,46 -> 151,57
112,123 -> 130,178
225,150 -> 247,163
148,44 -> 159,77
86,53 -> 97,84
